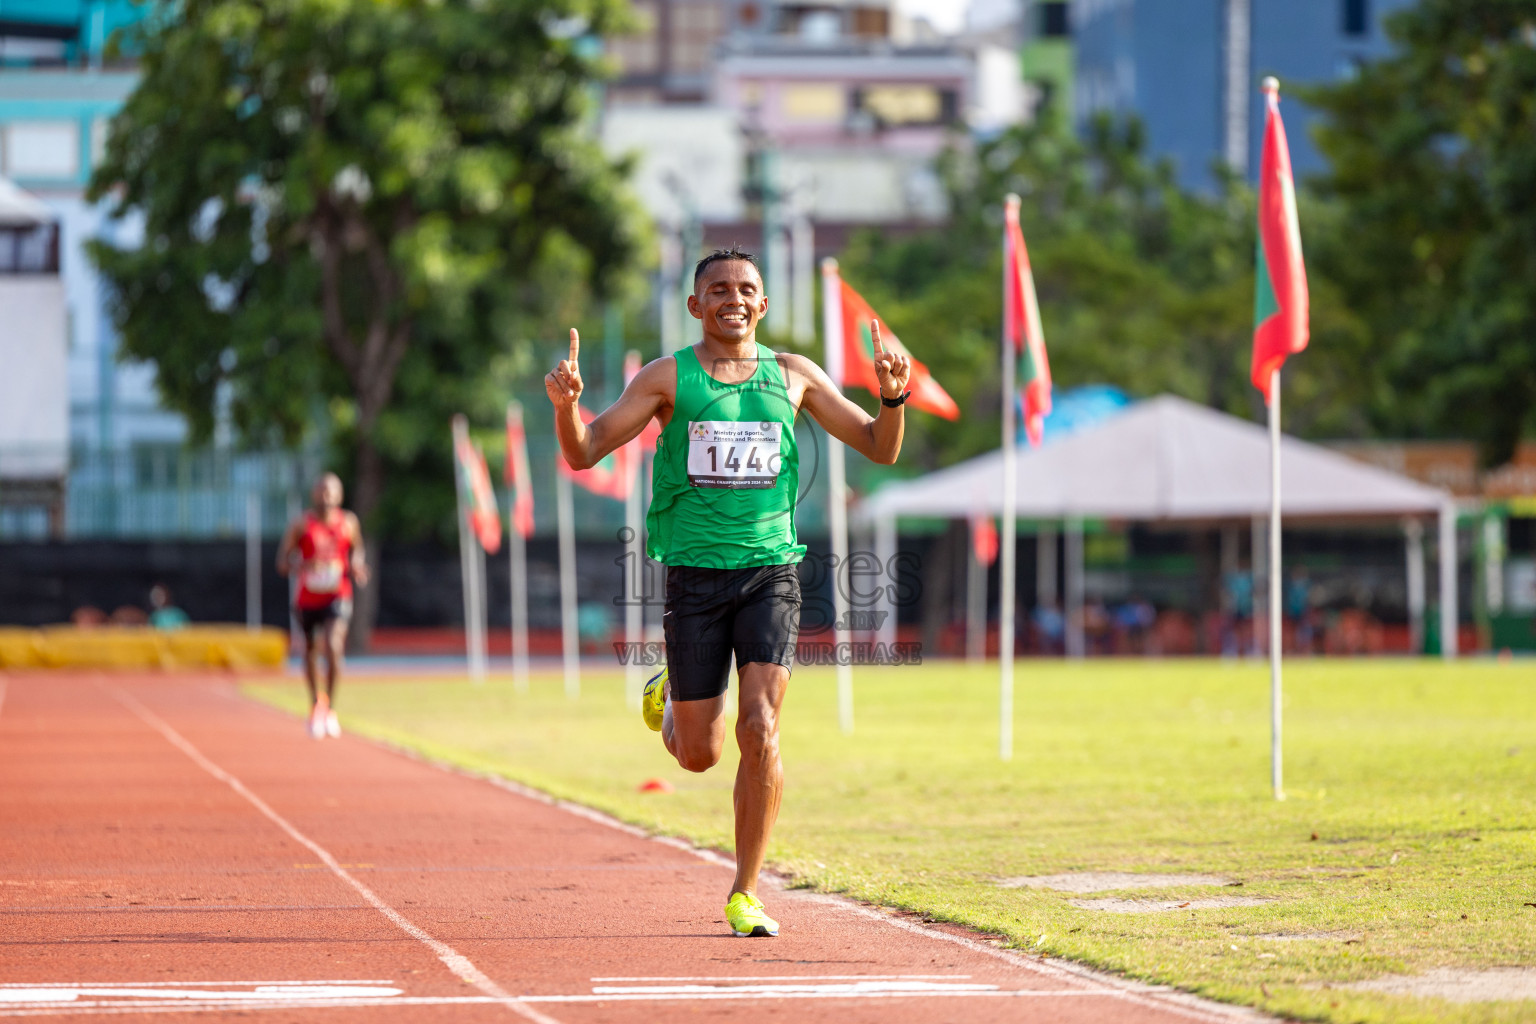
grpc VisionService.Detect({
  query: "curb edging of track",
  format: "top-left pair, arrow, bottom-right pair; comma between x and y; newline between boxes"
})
303,701 -> 1285,1024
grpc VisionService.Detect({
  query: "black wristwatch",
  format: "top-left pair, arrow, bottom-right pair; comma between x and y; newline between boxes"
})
881,390 -> 911,408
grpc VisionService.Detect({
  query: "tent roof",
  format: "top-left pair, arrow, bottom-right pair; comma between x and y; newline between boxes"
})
854,394 -> 1448,524
0,177 -> 53,227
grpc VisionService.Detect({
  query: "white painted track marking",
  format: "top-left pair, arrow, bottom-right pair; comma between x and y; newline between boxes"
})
591,975 -> 972,982
0,982 -> 393,990
0,986 -> 401,1003
593,981 -> 996,995
103,685 -> 562,1024
0,990 -> 1135,1019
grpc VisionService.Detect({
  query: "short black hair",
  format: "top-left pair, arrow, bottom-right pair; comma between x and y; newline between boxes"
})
693,246 -> 760,288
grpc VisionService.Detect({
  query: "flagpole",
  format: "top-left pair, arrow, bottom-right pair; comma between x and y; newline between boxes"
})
471,528 -> 488,684
624,429 -> 644,711
822,257 -> 853,735
452,416 -> 484,684
509,511 -> 529,692
1269,367 -> 1283,800
557,468 -> 580,700
966,520 -> 985,663
456,472 -> 477,679
507,402 -> 531,693
1000,194 -> 1020,762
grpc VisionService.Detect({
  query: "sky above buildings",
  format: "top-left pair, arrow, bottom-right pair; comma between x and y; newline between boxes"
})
896,0 -> 968,34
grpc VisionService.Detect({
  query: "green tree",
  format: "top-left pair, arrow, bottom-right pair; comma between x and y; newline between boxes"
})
87,0 -> 640,550
1307,0 -> 1536,465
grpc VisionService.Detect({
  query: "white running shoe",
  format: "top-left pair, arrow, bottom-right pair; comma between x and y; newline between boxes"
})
325,709 -> 341,738
308,705 -> 326,740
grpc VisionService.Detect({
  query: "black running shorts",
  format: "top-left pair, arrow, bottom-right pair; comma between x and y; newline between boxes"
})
294,598 -> 352,643
664,563 -> 802,702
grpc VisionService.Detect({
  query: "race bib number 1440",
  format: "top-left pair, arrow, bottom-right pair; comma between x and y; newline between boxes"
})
686,421 -> 783,489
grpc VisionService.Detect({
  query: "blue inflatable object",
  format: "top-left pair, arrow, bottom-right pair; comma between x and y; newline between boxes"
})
1017,385 -> 1133,444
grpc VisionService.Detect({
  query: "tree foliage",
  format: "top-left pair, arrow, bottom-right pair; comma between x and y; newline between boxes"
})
88,0 -> 642,532
1306,0 -> 1536,465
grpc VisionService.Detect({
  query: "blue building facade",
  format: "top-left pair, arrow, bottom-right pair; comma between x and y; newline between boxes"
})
0,0 -> 175,460
1,3 -> 326,540
1072,0 -> 1415,191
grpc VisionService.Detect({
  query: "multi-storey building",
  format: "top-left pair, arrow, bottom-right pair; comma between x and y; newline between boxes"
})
1021,0 -> 1072,122
602,1 -> 1020,349
0,1 -> 179,460
1072,0 -> 1414,190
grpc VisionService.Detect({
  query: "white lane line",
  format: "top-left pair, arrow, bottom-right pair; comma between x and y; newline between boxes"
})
0,981 -> 394,989
535,991 -> 1116,1003
103,685 -> 562,1024
591,974 -> 972,982
2,905 -> 372,913
0,989 -> 1132,1018
0,998 -> 465,1018
593,981 -> 997,995
0,985 -> 401,1004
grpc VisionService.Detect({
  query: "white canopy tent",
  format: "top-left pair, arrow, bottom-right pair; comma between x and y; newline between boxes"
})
852,395 -> 1458,658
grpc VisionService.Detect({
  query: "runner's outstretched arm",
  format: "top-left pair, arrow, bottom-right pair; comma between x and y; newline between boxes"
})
347,512 -> 369,587
546,328 -> 669,470
275,519 -> 301,576
794,321 -> 912,465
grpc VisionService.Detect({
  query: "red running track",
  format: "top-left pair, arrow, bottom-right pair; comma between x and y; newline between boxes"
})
0,674 -> 1271,1023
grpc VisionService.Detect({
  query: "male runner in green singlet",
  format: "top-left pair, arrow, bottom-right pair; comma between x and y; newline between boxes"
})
546,247 -> 911,937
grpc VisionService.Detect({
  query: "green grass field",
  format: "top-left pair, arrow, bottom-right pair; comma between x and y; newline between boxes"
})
245,659 -> 1536,1023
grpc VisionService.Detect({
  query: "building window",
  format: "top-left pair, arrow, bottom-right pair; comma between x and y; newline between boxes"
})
0,223 -> 60,274
1342,0 -> 1369,37
853,85 -> 953,127
2,121 -> 80,180
850,7 -> 889,38
782,83 -> 847,123
1038,2 -> 1070,39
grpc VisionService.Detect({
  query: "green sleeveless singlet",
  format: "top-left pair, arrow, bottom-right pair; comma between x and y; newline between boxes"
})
646,343 -> 805,568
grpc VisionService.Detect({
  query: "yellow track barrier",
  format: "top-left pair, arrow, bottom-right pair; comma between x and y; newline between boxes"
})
0,625 -> 288,670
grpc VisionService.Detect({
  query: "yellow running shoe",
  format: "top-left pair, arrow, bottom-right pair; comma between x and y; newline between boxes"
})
724,892 -> 779,937
641,667 -> 668,732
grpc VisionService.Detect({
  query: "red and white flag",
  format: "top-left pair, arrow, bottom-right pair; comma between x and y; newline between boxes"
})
504,401 -> 535,539
560,351 -> 656,501
560,410 -> 633,501
1004,198 -> 1052,446
971,514 -> 999,567
453,415 -> 502,554
830,272 -> 959,420
1250,78 -> 1309,402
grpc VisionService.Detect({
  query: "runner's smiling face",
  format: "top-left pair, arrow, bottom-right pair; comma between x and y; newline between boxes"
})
688,259 -> 767,345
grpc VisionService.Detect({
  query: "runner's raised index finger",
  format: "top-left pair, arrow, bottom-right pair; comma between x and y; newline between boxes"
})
568,328 -> 580,365
871,320 -> 884,356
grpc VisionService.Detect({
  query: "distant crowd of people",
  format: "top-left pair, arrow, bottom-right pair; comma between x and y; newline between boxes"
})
70,584 -> 189,631
1006,566 -> 1407,656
